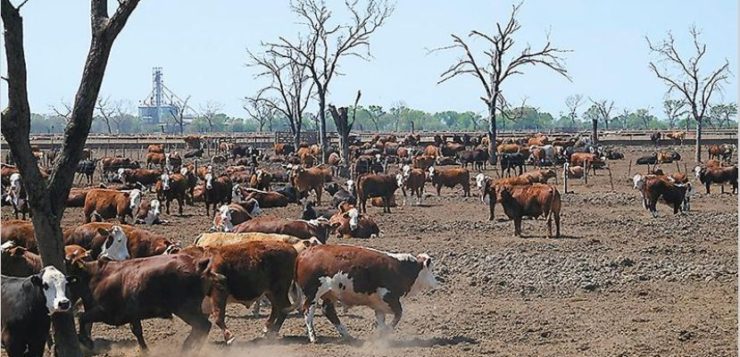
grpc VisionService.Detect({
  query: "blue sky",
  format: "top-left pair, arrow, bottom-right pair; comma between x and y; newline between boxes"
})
2,0 -> 737,119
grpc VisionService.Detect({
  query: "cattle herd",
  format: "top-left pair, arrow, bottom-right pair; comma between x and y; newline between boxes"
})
0,131 -> 737,356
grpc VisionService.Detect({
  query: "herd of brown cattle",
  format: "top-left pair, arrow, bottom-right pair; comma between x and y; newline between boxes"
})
1,132 -> 737,355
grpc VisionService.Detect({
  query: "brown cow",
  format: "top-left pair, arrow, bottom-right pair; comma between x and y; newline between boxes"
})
396,165 -> 426,206
665,131 -> 686,145
274,143 -> 295,156
422,145 -> 439,157
64,222 -> 176,259
146,152 -> 167,169
491,183 -> 561,238
82,188 -> 142,224
291,166 -> 325,205
428,167 -> 470,196
519,169 -> 557,184
147,144 -> 164,153
249,169 -> 273,191
233,216 -> 331,243
181,241 -> 298,343
1,220 -> 37,252
119,168 -> 162,187
295,245 -> 437,343
241,188 -> 290,208
67,187 -> 92,207
570,152 -> 601,175
69,253 -> 213,351
563,163 -> 585,179
694,165 -> 738,194
211,200 -> 262,232
1,243 -> 90,277
356,174 -> 399,213
1,164 -> 19,186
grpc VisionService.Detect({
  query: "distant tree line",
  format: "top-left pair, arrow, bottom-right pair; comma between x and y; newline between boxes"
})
28,99 -> 736,134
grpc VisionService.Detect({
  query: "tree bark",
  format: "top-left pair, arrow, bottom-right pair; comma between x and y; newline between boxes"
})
1,1 -> 140,355
487,102 -> 497,165
592,119 -> 598,145
695,117 -> 703,162
318,95 -> 327,163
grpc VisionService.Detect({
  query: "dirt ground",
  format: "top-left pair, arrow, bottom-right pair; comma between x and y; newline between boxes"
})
2,145 -> 737,357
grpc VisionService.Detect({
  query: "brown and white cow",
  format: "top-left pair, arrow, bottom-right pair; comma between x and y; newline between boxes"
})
82,188 -> 142,224
328,207 -> 380,238
694,165 -> 738,194
249,169 -> 273,191
240,187 -> 291,208
295,245 -> 438,343
64,222 -> 175,259
633,174 -> 692,216
204,173 -> 233,216
211,200 -> 262,232
491,183 -> 561,238
155,171 -> 188,215
428,166 -> 470,197
118,168 -> 162,187
396,165 -> 426,206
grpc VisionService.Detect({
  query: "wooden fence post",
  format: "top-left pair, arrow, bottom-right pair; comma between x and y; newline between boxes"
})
627,159 -> 632,177
563,168 -> 568,194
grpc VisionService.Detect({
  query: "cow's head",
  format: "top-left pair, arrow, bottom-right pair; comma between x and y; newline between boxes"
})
345,208 -> 359,231
64,245 -> 91,264
97,225 -> 130,261
160,172 -> 171,191
205,173 -> 214,190
693,166 -> 704,180
180,167 -> 189,176
244,198 -> 262,217
402,164 -> 411,177
256,169 -> 264,181
129,188 -> 142,214
215,205 -> 234,232
395,173 -> 405,188
117,167 -> 127,181
143,199 -> 161,225
408,254 -> 438,296
32,266 -> 76,315
346,180 -> 355,196
475,173 -> 487,189
231,184 -> 243,202
632,174 -> 645,190
428,166 -> 436,180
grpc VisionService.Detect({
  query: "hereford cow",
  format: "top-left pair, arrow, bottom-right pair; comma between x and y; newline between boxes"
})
204,173 -> 233,216
155,172 -> 188,215
1,266 -> 75,357
249,169 -> 273,191
101,157 -> 139,182
356,174 -> 398,213
211,200 -> 262,232
82,188 -> 142,224
328,207 -> 380,238
193,232 -> 320,250
69,254 -> 213,351
233,216 -> 331,244
1,220 -> 38,252
428,166 -> 470,197
6,173 -> 30,219
396,165 -> 426,206
64,222 -> 176,259
694,165 -> 738,194
134,198 -> 164,225
491,183 -> 561,238
239,188 -> 290,208
519,169 -> 557,184
295,245 -> 438,343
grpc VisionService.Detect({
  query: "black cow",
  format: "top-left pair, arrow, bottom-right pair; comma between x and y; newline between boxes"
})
274,185 -> 300,203
500,153 -> 526,177
2,266 -> 75,357
231,145 -> 259,161
184,149 -> 204,158
76,159 -> 97,185
300,200 -> 334,220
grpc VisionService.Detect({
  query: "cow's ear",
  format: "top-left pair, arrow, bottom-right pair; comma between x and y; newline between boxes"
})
196,257 -> 212,274
31,274 -> 43,287
96,227 -> 110,237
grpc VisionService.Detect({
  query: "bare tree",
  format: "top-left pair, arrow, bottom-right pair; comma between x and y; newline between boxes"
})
432,2 -> 569,163
242,94 -> 275,133
199,101 -> 224,132
1,1 -> 140,355
267,0 -> 394,162
328,90 -> 362,178
663,98 -> 688,129
586,98 -> 614,143
565,94 -> 584,129
647,26 -> 731,161
50,100 -> 72,120
168,95 -> 191,135
367,104 -> 385,131
248,48 -> 314,147
95,96 -> 116,134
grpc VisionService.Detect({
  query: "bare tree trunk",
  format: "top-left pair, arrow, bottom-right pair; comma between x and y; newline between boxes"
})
318,95 -> 327,163
695,118 -> 703,162
592,119 -> 598,145
487,102 -> 497,165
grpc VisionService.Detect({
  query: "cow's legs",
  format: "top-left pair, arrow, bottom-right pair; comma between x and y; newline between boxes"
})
130,320 -> 148,350
322,301 -> 351,340
264,289 -> 290,337
208,288 -> 233,344
374,310 -> 388,334
554,211 -> 561,238
177,196 -> 184,215
387,297 -> 403,329
513,217 -> 522,237
304,303 -> 318,343
4,338 -> 25,357
177,309 -> 211,351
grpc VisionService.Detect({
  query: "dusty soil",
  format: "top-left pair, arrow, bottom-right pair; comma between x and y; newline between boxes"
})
2,145 -> 737,357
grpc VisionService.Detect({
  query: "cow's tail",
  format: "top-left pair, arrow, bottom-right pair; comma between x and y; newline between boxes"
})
286,280 -> 305,313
